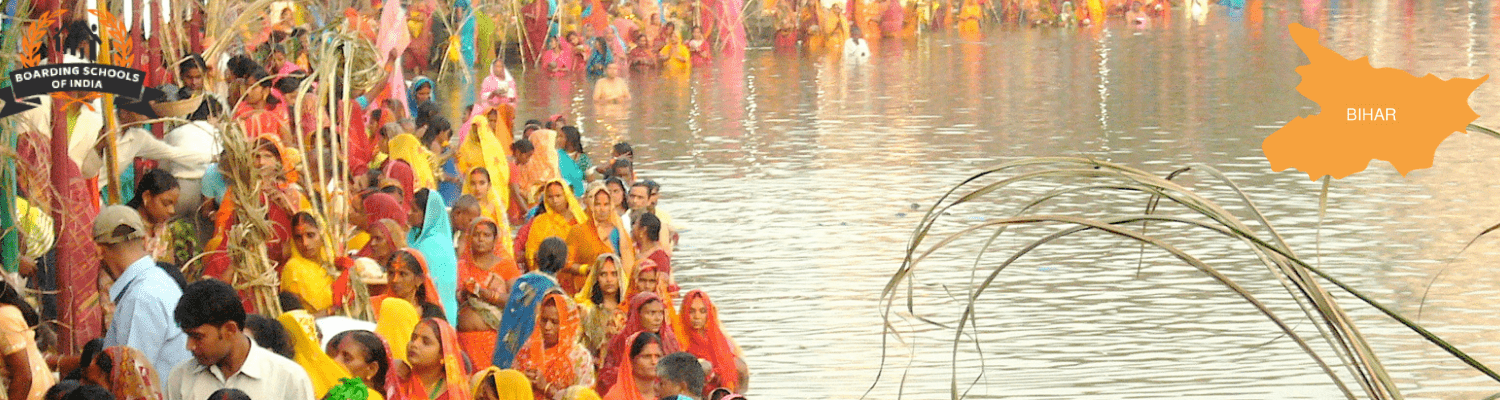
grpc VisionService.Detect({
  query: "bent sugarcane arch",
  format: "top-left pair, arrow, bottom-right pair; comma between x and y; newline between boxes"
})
873,156 -> 1500,400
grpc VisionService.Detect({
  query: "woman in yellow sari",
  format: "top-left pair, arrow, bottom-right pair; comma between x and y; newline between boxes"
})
279,310 -> 355,399
565,183 -> 635,295
523,180 -> 587,274
283,212 -> 338,315
457,112 -> 513,226
388,133 -> 439,190
470,367 -> 532,400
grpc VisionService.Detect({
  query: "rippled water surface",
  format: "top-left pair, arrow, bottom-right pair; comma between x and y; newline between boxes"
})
513,1 -> 1500,398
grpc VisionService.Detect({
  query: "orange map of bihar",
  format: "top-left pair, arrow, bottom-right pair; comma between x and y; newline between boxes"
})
1263,23 -> 1488,180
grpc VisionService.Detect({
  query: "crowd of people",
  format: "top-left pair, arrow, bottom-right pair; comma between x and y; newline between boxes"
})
2,0 -> 758,398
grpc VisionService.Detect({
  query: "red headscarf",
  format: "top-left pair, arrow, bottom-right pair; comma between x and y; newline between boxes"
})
597,292 -> 681,395
382,159 -> 417,206
678,290 -> 739,393
363,193 -> 409,229
390,247 -> 444,315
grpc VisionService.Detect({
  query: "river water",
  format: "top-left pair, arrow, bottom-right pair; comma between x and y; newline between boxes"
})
510,1 -> 1500,398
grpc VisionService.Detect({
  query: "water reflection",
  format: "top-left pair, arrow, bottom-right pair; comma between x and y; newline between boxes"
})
509,1 -> 1500,398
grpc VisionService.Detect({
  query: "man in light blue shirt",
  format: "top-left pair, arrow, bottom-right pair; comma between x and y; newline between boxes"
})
94,205 -> 192,386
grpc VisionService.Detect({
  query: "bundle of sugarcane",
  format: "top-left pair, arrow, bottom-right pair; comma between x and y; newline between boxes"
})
213,121 -> 282,316
285,24 -> 382,320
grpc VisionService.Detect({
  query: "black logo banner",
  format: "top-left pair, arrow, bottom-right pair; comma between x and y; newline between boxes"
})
0,63 -> 164,119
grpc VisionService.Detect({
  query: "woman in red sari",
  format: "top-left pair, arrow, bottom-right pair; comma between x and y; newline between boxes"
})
514,292 -> 595,399
523,0 -> 553,64
456,217 -> 521,370
203,136 -> 305,282
234,70 -> 291,140
595,292 -> 680,395
393,318 -> 472,400
677,290 -> 748,394
404,0 -> 440,74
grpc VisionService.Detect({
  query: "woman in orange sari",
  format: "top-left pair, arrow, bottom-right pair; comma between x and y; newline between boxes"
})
677,290 -> 748,394
595,292 -> 680,395
514,292 -> 594,399
523,180 -> 586,276
564,182 -> 634,295
393,318 -> 472,400
456,217 -> 522,370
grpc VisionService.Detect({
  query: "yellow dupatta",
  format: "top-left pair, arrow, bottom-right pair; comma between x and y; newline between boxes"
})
524,180 -> 588,265
458,115 -> 515,251
279,310 -> 355,398
470,367 -> 535,400
388,133 -> 438,190
375,297 -> 422,362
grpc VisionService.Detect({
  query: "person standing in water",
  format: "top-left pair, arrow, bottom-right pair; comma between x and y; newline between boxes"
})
593,63 -> 632,104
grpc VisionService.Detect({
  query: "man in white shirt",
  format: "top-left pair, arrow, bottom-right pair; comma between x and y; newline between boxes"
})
80,108 -> 212,187
162,97 -> 222,219
166,279 -> 316,400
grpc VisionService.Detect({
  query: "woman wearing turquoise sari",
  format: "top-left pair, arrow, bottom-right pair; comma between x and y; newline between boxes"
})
409,188 -> 461,323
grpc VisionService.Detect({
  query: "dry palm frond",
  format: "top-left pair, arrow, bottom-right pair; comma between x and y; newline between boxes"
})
873,157 -> 1500,400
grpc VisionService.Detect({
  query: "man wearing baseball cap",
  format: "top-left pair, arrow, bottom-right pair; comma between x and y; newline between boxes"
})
94,205 -> 192,386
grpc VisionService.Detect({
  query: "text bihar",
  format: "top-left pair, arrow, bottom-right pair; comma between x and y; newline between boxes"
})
1347,108 -> 1396,121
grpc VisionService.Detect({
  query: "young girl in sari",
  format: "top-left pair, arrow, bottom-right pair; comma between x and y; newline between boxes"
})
574,254 -> 629,361
515,292 -> 595,399
457,111 -> 513,230
456,217 -> 520,370
282,212 -> 340,315
394,319 -> 472,400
